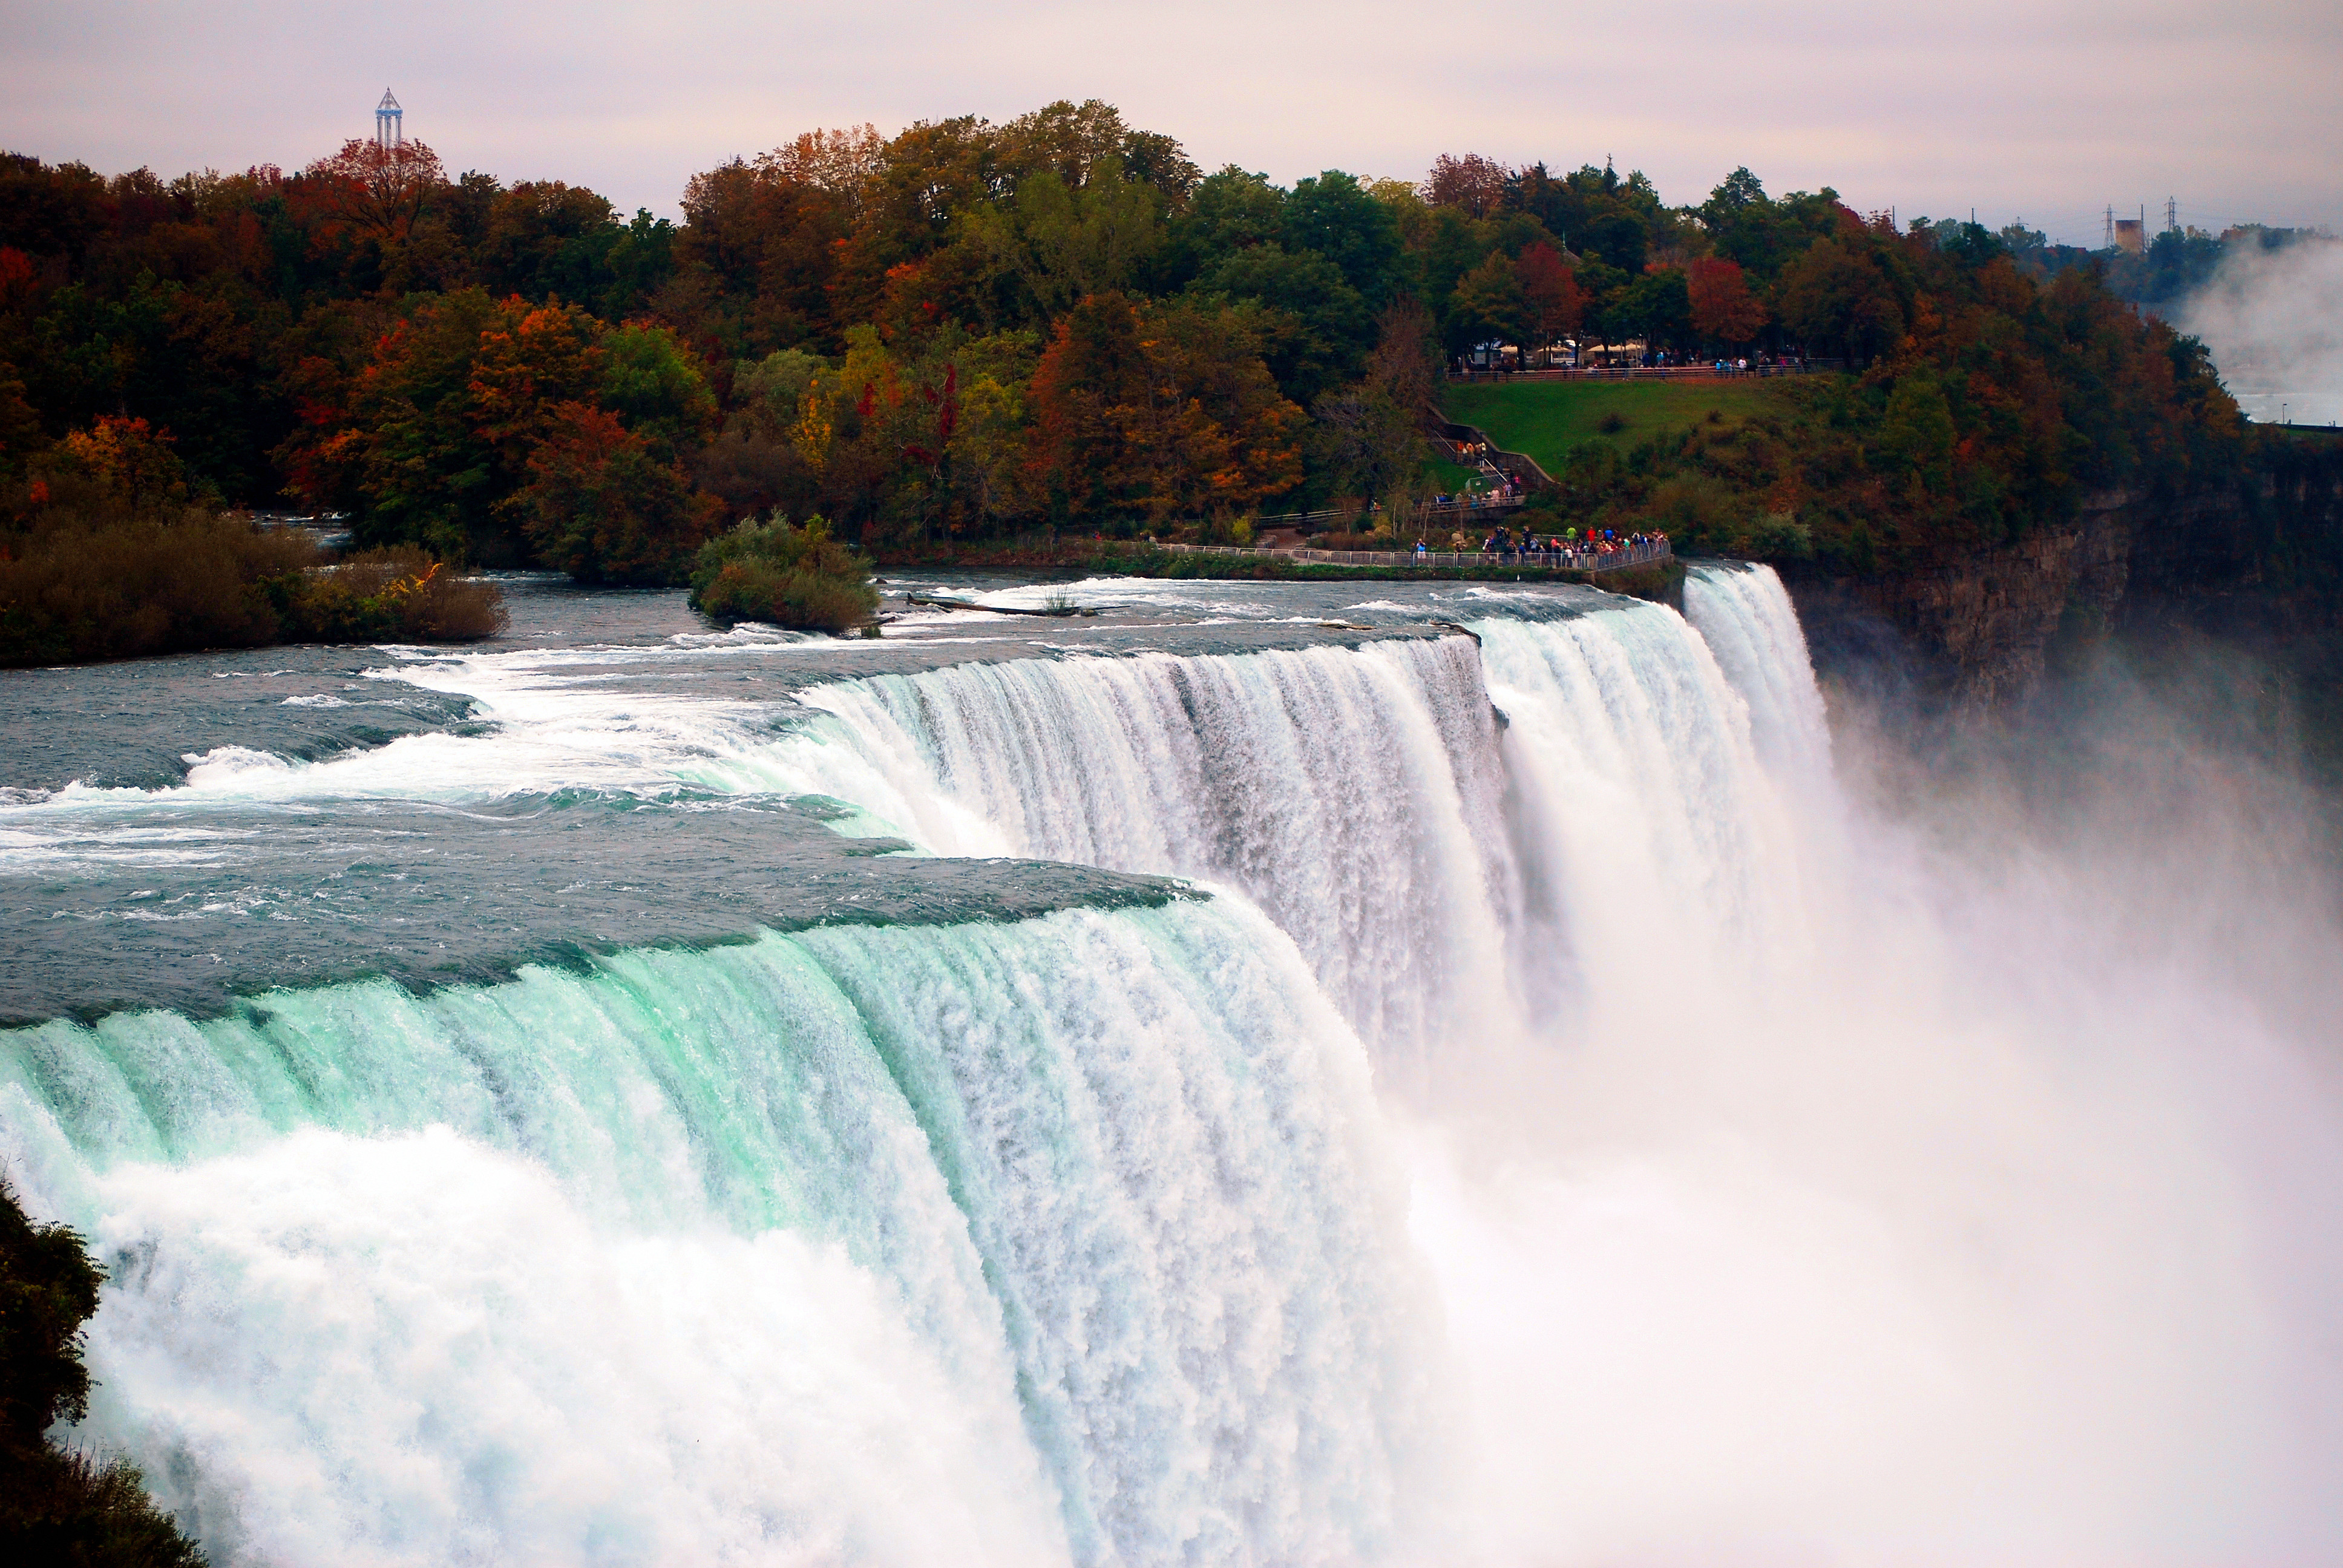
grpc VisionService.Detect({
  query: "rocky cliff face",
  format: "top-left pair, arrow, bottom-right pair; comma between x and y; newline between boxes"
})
1786,463 -> 2341,707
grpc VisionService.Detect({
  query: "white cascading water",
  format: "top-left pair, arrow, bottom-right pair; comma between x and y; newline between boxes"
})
5,563 -> 2339,1563
787,638 -> 1521,1075
765,578 -> 1823,1059
2,907 -> 1433,1566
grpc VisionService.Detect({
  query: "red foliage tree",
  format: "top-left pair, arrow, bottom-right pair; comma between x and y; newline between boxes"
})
1686,257 -> 1768,347
1423,154 -> 1510,218
513,402 -> 718,584
296,140 -> 447,248
1516,241 -> 1584,363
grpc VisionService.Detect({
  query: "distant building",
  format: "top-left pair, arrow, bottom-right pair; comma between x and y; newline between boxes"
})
2113,218 -> 2145,255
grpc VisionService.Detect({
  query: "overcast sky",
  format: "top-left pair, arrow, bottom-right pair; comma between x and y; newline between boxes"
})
5,1 -> 2338,244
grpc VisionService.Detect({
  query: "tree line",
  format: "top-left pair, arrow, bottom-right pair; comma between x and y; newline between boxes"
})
0,100 -> 2250,582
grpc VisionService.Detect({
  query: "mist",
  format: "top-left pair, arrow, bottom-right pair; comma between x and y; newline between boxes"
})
2181,239 -> 2343,427
1405,589 -> 2343,1564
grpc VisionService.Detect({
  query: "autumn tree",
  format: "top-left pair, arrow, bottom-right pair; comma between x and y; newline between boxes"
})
1516,241 -> 1582,364
757,125 -> 886,216
1423,154 -> 1510,218
674,155 -> 853,352
513,402 -> 718,583
469,298 -> 606,453
1686,256 -> 1767,347
298,139 -> 448,249
55,415 -> 191,508
1366,297 -> 1441,415
1026,292 -> 1302,524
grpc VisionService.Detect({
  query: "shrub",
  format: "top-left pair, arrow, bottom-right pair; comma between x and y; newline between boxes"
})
689,511 -> 879,634
1,475 -> 312,665
1641,473 -> 1754,554
283,547 -> 508,643
0,475 -> 504,666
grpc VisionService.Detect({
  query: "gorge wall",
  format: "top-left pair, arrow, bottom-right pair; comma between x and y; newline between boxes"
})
1788,441 -> 2343,706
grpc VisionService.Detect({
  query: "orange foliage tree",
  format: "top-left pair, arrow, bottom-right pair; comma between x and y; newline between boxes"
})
513,402 -> 719,583
1516,241 -> 1584,364
1026,293 -> 1302,525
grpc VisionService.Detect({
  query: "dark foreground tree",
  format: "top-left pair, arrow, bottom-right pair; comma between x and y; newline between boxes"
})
0,1179 -> 206,1565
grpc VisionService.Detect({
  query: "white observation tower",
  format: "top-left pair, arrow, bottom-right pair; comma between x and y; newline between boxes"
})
375,90 -> 404,149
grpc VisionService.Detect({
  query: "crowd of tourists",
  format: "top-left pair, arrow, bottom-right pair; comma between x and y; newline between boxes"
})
1413,526 -> 1671,567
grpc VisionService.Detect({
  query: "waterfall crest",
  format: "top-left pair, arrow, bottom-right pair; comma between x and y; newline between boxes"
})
791,637 -> 1518,1073
773,584 -> 1817,1063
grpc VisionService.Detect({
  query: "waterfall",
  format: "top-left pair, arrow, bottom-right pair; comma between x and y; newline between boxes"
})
762,586 -> 1820,1060
1,903 -> 1432,1566
8,563 -> 2339,1563
785,638 -> 1521,1074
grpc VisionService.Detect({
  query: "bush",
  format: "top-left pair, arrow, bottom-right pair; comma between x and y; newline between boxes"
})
0,475 -> 505,666
1,1178 -> 206,1565
1642,473 -> 1753,554
284,547 -> 507,643
1,475 -> 312,664
688,511 -> 880,634
1310,531 -> 1412,551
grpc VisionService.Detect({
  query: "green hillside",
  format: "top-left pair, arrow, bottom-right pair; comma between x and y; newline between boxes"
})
1443,379 -> 1790,472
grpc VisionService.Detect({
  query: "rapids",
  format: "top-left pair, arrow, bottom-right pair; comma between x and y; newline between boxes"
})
2,565 -> 2336,1564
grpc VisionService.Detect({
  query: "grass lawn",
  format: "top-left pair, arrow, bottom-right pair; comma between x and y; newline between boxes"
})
1420,453 -> 1481,494
1442,379 -> 1789,474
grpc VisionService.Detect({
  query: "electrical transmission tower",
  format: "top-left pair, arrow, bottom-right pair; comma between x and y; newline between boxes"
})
2105,205 -> 2115,248
2166,197 -> 2178,234
375,90 -> 404,150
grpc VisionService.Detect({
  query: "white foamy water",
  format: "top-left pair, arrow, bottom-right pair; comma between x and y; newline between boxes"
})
6,907 -> 1430,1566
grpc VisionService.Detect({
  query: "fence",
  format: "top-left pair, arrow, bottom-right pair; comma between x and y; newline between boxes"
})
1448,361 -> 1846,384
1156,538 -> 1673,573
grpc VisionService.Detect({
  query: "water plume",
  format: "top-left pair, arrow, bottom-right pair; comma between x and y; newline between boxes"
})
2180,237 -> 2343,426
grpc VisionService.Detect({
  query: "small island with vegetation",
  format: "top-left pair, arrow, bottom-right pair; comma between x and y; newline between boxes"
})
689,511 -> 881,634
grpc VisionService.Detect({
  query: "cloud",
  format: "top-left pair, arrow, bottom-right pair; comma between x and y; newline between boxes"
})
2,0 -> 2338,235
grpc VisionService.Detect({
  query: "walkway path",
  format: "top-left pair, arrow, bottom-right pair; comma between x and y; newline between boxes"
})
1158,538 -> 1673,573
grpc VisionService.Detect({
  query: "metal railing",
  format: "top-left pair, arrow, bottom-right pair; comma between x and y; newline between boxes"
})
1449,361 -> 1845,382
1156,538 -> 1674,573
